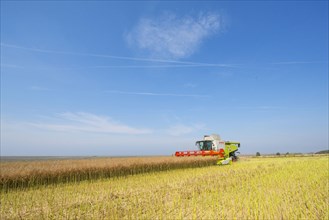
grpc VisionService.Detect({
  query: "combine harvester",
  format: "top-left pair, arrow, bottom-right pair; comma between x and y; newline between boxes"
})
175,134 -> 240,165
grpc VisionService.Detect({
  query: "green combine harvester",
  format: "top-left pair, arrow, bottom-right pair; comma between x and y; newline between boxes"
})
175,134 -> 240,165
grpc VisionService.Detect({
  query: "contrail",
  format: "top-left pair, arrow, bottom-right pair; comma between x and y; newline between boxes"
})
105,90 -> 210,98
0,43 -> 234,67
2,43 -> 325,67
270,61 -> 328,65
1,63 -> 227,70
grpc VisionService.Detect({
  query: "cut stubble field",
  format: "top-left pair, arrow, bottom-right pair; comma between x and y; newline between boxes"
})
1,156 -> 328,219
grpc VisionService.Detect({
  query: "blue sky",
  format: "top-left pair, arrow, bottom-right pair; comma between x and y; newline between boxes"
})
1,1 -> 328,156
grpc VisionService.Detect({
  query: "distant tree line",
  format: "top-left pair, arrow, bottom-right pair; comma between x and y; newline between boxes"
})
315,150 -> 329,154
256,152 -> 284,156
256,150 -> 328,156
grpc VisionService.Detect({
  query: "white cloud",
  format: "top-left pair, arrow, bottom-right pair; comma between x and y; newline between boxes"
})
31,112 -> 152,135
126,12 -> 223,59
1,115 -> 209,155
183,83 -> 198,88
166,123 -> 206,136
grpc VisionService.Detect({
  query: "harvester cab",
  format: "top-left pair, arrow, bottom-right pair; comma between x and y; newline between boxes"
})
175,134 -> 240,165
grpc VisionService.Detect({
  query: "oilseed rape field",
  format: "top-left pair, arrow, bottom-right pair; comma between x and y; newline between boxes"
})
1,156 -> 328,219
